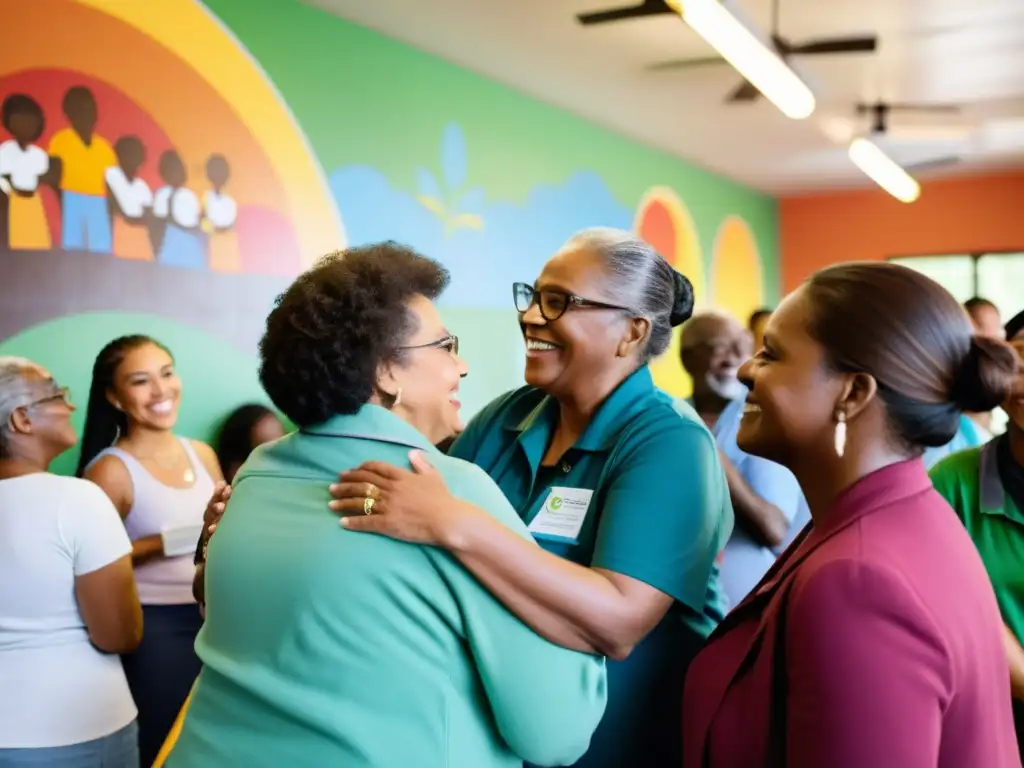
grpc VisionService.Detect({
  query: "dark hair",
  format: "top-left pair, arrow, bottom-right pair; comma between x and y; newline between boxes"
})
1006,310 -> 1024,342
158,150 -> 185,185
748,308 -> 772,329
76,335 -> 172,476
114,135 -> 145,166
804,263 -> 1018,450
206,153 -> 230,184
1,94 -> 44,141
567,228 -> 694,362
62,86 -> 95,117
259,243 -> 450,427
964,296 -> 998,314
215,403 -> 276,474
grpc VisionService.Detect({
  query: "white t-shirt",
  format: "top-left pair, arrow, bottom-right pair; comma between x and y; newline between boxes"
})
104,166 -> 153,218
0,474 -> 137,748
0,140 -> 49,194
153,186 -> 201,228
203,189 -> 237,229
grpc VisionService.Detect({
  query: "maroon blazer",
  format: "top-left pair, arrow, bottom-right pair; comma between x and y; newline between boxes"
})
683,459 -> 1020,768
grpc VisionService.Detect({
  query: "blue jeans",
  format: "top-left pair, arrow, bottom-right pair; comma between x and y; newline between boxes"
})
0,721 -> 137,767
61,191 -> 111,253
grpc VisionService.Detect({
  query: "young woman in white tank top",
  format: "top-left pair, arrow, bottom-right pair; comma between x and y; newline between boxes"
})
78,335 -> 223,768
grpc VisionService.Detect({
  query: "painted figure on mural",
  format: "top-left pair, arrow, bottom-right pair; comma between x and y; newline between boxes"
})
202,153 -> 240,273
153,150 -> 206,269
48,86 -> 117,253
106,135 -> 154,261
0,93 -> 57,251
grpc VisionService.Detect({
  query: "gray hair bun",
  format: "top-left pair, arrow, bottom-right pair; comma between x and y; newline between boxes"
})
669,271 -> 695,327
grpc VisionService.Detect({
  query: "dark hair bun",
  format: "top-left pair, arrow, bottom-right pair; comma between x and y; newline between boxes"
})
669,271 -> 695,327
951,335 -> 1019,413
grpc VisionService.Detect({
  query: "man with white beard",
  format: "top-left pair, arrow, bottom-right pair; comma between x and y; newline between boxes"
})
677,311 -> 808,608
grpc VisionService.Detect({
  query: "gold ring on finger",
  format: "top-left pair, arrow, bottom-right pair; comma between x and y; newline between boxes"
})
363,497 -> 376,515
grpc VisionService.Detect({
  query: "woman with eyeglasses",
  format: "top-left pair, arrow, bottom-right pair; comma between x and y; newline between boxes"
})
0,357 -> 143,767
328,228 -> 734,768
161,244 -> 607,768
77,335 -> 223,767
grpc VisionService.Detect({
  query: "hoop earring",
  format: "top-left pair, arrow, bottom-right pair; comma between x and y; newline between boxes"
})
834,411 -> 847,458
391,387 -> 402,409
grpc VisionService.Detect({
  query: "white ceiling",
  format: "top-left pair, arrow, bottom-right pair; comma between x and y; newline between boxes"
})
305,0 -> 1024,194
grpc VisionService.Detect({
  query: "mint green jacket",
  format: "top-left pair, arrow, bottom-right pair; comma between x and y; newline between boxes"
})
165,405 -> 607,768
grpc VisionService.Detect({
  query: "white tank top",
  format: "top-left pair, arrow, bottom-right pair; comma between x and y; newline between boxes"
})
92,437 -> 214,605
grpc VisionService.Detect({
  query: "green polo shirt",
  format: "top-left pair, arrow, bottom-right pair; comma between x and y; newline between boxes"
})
930,439 -> 1024,644
165,405 -> 607,768
449,365 -> 733,768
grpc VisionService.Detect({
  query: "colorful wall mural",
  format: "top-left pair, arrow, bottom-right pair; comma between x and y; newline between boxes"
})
1,0 -> 779,475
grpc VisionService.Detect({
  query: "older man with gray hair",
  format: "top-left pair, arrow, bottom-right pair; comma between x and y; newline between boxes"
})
676,311 -> 808,608
0,356 -> 142,766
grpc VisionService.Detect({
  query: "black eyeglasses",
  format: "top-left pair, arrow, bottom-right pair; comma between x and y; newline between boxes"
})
512,282 -> 631,322
401,335 -> 459,356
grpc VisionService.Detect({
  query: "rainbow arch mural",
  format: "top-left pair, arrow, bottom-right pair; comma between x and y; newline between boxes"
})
0,0 -> 777,461
1,0 -> 343,274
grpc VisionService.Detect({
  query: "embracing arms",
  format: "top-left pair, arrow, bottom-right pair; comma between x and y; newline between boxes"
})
334,423 -> 730,659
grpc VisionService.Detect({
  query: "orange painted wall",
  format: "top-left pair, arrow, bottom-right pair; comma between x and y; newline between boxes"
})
779,170 -> 1024,292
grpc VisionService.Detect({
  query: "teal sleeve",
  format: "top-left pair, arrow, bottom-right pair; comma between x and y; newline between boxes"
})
592,418 -> 734,612
432,460 -> 608,766
448,390 -> 518,463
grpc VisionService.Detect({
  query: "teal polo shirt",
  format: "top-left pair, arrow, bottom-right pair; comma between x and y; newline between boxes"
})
931,438 -> 1024,645
166,405 -> 607,768
450,365 -> 733,768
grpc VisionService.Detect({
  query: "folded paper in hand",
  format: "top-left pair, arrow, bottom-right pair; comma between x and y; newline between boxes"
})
161,523 -> 205,558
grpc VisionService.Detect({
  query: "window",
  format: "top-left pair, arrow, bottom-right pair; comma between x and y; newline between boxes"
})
888,252 -> 1024,321
977,253 -> 1024,320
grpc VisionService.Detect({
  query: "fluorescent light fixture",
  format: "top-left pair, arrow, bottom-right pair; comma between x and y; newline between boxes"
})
848,138 -> 921,203
680,0 -> 815,120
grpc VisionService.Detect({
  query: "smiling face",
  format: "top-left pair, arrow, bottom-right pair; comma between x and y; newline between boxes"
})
736,287 -> 847,467
107,343 -> 181,433
383,294 -> 468,445
519,246 -> 642,397
681,314 -> 752,402
11,364 -> 78,457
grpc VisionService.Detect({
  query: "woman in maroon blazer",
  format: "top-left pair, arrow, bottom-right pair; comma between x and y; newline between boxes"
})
683,262 -> 1022,768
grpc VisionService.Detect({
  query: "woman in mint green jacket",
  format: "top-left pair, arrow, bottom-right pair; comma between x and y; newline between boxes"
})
165,243 -> 607,768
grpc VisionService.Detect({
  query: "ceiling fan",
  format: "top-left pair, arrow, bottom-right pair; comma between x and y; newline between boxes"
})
576,0 -> 683,26
604,0 -> 879,104
853,101 -> 963,173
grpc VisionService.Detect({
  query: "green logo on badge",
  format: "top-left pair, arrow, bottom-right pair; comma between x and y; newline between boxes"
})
550,497 -> 563,511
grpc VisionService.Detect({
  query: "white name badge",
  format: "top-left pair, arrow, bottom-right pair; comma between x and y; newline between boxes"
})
528,487 -> 594,544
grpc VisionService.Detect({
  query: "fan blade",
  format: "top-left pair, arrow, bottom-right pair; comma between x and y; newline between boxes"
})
577,0 -> 674,25
790,36 -> 878,55
888,103 -> 961,114
904,156 -> 960,174
727,80 -> 761,103
646,55 -> 726,72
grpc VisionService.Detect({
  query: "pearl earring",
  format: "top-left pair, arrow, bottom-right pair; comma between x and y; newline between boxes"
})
834,411 -> 847,458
